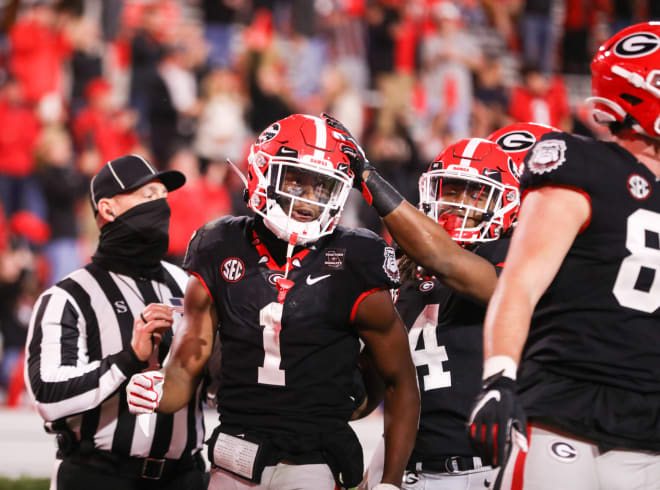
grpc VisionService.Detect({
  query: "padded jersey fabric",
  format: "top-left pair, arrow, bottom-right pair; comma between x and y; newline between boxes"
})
518,132 -> 660,450
183,216 -> 400,435
395,238 -> 509,461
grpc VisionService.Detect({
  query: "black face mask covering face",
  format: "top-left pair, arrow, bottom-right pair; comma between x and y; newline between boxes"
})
92,198 -> 171,280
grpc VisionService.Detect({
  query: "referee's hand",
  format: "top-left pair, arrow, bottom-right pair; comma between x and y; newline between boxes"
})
131,303 -> 174,361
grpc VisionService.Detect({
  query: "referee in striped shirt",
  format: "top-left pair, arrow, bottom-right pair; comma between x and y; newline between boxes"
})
25,155 -> 207,490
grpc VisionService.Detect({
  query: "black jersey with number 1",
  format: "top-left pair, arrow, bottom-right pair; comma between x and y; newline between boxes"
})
182,216 -> 400,435
395,238 -> 509,461
518,132 -> 660,450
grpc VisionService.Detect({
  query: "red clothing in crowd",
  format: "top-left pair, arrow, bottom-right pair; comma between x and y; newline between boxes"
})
167,178 -> 232,258
394,15 -> 419,74
0,101 -> 40,177
9,19 -> 72,104
509,77 -> 571,129
73,108 -> 140,166
564,0 -> 610,30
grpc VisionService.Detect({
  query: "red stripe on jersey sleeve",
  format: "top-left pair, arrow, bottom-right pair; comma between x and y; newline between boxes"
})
188,270 -> 213,301
520,184 -> 592,234
350,287 -> 387,323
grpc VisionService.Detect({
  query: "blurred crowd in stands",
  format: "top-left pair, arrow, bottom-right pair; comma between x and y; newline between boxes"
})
0,0 -> 657,404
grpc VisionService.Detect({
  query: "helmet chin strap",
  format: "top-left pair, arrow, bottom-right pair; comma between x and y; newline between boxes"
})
276,233 -> 298,303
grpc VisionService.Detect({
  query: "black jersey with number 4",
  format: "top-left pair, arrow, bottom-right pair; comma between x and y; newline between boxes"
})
395,239 -> 509,461
518,132 -> 660,450
182,216 -> 400,435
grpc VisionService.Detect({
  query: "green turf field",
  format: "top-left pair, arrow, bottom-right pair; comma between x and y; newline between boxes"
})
0,478 -> 49,490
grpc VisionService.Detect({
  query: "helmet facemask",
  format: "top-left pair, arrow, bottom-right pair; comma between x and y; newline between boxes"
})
419,166 -> 518,245
248,150 -> 353,246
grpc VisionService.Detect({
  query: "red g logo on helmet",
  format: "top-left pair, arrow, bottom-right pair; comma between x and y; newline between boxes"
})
494,131 -> 536,153
613,32 -> 660,58
589,22 -> 660,137
488,122 -> 560,172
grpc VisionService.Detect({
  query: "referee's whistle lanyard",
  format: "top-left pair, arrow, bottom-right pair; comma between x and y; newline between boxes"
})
92,199 -> 171,281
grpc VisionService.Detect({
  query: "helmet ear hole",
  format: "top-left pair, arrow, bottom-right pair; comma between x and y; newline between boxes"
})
620,93 -> 643,105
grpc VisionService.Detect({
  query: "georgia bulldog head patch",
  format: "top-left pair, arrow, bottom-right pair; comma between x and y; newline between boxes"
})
383,247 -> 400,283
528,139 -> 567,175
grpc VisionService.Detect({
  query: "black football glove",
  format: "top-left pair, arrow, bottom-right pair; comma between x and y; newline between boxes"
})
321,113 -> 373,188
340,143 -> 374,189
468,372 -> 527,468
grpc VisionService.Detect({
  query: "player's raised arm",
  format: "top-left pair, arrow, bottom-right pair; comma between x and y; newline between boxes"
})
382,199 -> 498,303
325,115 -> 502,304
354,289 -> 420,487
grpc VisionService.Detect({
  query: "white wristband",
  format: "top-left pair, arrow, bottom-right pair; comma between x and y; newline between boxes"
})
483,355 -> 518,381
373,485 -> 400,490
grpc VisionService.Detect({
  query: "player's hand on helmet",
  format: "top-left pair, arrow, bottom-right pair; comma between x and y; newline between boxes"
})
321,113 -> 373,187
321,112 -> 364,155
341,144 -> 375,189
127,371 -> 164,414
468,371 -> 527,467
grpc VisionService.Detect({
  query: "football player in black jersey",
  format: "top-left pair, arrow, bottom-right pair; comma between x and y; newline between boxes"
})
360,137 -> 520,490
467,22 -> 660,490
126,114 -> 420,490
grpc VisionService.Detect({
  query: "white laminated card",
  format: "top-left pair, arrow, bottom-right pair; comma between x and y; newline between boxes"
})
212,432 -> 260,480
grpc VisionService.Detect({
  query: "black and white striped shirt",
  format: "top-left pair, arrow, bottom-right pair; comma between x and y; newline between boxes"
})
24,261 -> 204,460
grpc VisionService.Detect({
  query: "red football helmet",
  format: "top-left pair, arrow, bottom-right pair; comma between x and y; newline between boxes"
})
247,114 -> 354,245
487,122 -> 560,178
418,138 -> 520,245
588,22 -> 660,137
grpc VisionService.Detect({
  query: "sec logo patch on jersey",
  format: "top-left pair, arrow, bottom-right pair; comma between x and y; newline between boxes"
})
528,139 -> 567,175
221,257 -> 245,282
627,174 -> 651,200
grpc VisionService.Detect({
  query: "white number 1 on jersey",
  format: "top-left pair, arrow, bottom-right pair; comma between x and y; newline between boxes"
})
258,302 -> 286,386
409,304 -> 451,391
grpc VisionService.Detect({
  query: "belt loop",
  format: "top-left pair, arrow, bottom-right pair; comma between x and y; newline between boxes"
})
473,456 -> 482,469
141,458 -> 165,479
445,456 -> 459,473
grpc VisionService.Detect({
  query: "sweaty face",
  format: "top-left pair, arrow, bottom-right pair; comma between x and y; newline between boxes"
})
437,179 -> 495,229
278,166 -> 337,222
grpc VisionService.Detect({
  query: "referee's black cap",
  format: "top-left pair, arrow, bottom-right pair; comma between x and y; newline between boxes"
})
90,154 -> 185,213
